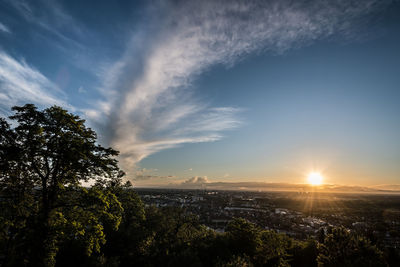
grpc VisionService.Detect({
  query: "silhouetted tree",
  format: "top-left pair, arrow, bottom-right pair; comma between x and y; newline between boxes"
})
0,104 -> 124,267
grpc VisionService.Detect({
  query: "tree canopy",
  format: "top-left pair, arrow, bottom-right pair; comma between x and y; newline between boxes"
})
0,104 -> 124,266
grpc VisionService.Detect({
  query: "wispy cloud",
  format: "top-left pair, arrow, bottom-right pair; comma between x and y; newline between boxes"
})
91,0 -> 390,177
0,51 -> 69,115
0,22 -> 10,33
3,0 -> 98,73
78,86 -> 86,94
133,167 -> 176,181
6,0 -> 84,43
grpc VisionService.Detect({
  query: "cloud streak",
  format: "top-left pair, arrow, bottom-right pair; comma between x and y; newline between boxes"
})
0,22 -> 10,33
132,168 -> 176,181
0,51 -> 70,115
3,0 -> 101,75
6,0 -> 85,47
91,0 -> 390,177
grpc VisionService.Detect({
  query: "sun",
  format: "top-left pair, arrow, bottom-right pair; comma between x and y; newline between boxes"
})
307,172 -> 323,186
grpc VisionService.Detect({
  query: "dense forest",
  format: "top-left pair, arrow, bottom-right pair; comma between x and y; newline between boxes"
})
0,105 -> 395,266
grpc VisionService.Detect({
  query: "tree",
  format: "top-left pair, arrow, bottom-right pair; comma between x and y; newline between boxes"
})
289,239 -> 318,267
97,182 -> 147,267
225,218 -> 291,267
216,255 -> 253,267
0,117 -> 37,266
0,104 -> 124,267
225,218 -> 260,258
255,230 -> 291,267
317,227 -> 387,267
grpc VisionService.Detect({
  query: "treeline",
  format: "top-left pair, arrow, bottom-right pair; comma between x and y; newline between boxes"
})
0,105 -> 397,266
1,184 -> 394,267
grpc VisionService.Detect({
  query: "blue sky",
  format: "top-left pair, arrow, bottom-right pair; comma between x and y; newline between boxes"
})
0,0 -> 399,187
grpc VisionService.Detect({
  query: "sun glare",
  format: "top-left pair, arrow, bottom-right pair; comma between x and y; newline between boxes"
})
307,172 -> 323,186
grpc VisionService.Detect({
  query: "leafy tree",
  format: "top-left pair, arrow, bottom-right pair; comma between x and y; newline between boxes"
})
225,218 -> 260,258
0,117 -> 37,266
97,182 -> 147,267
317,227 -> 387,267
225,218 -> 291,267
0,104 -> 124,267
216,255 -> 253,267
289,239 -> 318,267
255,230 -> 291,267
142,206 -> 208,266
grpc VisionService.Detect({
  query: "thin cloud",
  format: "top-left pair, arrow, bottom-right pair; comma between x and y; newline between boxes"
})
4,0 -> 98,74
78,86 -> 87,94
0,22 -> 10,33
0,51 -> 70,115
117,134 -> 223,172
89,0 -> 391,178
134,175 -> 176,181
133,167 -> 175,181
6,0 -> 84,42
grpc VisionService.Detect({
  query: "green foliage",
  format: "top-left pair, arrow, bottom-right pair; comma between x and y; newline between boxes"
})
0,104 -> 124,267
142,206 -> 208,266
225,218 -> 292,266
289,239 -> 318,267
317,227 -> 387,267
96,185 -> 147,267
216,255 -> 253,267
255,230 -> 291,267
226,218 -> 260,257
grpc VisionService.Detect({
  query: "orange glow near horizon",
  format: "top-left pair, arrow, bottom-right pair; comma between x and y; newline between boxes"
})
307,172 -> 323,186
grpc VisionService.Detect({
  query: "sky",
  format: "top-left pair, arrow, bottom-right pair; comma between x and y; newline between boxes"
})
0,0 -> 399,189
